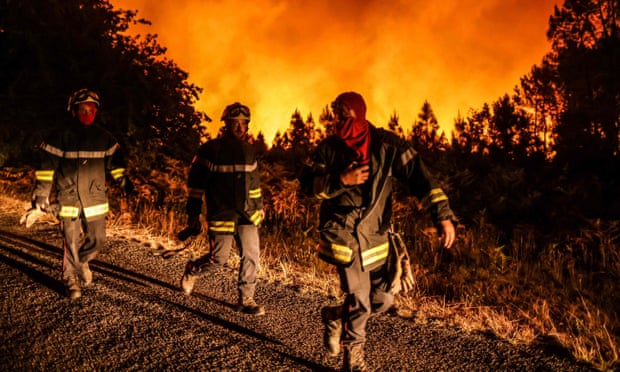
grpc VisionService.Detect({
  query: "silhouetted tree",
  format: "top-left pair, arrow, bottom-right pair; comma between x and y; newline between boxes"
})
452,104 -> 491,157
409,100 -> 448,159
488,93 -> 542,162
0,0 -> 208,167
318,105 -> 334,139
253,131 -> 268,157
387,111 -> 405,139
280,109 -> 314,153
519,56 -> 561,158
547,0 -> 620,164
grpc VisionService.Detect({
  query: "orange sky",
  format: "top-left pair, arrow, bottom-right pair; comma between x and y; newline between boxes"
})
112,0 -> 560,142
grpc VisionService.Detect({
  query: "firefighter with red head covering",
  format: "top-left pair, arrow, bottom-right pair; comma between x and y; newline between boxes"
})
179,102 -> 265,316
32,88 -> 133,299
300,92 -> 457,371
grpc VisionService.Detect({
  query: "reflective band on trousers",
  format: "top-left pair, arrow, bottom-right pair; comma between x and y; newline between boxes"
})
58,203 -> 109,219
35,170 -> 54,182
318,240 -> 390,268
318,240 -> 353,264
84,203 -> 109,218
361,242 -> 389,267
208,220 -> 235,233
59,206 -> 80,218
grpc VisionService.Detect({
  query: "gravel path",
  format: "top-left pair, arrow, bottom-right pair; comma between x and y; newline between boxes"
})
0,210 -> 598,371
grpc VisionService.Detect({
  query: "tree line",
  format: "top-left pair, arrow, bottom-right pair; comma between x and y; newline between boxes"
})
1,0 -> 619,237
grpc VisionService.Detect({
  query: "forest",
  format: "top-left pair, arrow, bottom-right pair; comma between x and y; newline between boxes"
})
1,0 -> 619,370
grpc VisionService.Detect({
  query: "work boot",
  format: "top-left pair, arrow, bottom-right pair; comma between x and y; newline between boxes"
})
343,344 -> 369,372
181,264 -> 197,295
321,305 -> 343,356
81,263 -> 93,287
65,275 -> 82,299
237,296 -> 265,316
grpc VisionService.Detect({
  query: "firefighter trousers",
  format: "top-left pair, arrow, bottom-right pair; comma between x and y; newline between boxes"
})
192,224 -> 260,300
337,256 -> 394,346
61,217 -> 106,281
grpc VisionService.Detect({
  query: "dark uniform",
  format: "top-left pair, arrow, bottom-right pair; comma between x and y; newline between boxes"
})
181,102 -> 264,314
301,122 -> 457,369
33,116 -> 126,286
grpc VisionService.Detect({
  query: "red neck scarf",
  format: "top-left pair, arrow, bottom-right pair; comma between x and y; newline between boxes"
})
334,92 -> 370,165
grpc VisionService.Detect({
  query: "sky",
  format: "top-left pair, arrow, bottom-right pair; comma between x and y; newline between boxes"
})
112,0 -> 560,142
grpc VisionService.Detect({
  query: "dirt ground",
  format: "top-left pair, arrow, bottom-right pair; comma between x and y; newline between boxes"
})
0,202 -> 598,371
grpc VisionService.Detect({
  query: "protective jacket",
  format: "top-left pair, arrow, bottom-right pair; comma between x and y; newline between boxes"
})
33,122 -> 126,221
186,133 -> 264,234
300,125 -> 457,271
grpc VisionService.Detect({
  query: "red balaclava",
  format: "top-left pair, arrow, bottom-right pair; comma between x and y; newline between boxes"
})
76,103 -> 98,126
334,92 -> 370,165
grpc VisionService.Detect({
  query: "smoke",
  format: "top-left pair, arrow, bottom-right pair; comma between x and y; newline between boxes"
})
113,0 -> 559,142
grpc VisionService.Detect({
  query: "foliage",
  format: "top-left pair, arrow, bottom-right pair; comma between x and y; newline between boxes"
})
547,0 -> 620,162
0,0 -> 207,168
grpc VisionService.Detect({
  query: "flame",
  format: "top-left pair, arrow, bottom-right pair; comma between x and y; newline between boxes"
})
112,0 -> 559,144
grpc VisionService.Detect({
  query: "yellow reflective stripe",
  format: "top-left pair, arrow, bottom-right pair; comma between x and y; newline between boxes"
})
318,241 -> 353,264
35,170 -> 54,182
188,188 -> 203,199
194,157 -> 258,173
421,188 -> 448,207
248,188 -> 262,198
59,206 -> 80,218
84,203 -> 109,218
249,210 -> 263,226
208,220 -> 235,233
361,242 -> 389,268
110,168 -> 125,180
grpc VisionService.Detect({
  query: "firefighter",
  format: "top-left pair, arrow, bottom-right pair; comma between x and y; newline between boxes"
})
179,102 -> 265,316
32,88 -> 133,299
299,92 -> 457,371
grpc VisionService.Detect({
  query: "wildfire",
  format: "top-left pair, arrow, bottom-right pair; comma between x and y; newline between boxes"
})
112,0 -> 559,143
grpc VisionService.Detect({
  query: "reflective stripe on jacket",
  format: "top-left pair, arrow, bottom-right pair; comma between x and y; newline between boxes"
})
300,125 -> 457,271
185,134 -> 264,234
33,122 -> 125,221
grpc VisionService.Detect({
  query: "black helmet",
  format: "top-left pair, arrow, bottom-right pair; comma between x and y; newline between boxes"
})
67,89 -> 100,111
221,102 -> 250,122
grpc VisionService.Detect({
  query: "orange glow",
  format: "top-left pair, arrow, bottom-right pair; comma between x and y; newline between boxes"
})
112,0 -> 560,143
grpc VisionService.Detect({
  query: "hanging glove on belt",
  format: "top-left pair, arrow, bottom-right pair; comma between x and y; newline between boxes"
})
386,226 -> 415,295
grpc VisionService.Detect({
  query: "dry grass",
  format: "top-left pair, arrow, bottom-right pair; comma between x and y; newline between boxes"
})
1,165 -> 617,371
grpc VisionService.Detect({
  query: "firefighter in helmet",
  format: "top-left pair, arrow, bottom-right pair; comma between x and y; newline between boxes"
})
32,88 -> 133,299
179,102 -> 265,315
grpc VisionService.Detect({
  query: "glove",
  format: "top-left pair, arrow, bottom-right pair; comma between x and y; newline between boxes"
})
387,229 -> 416,295
119,176 -> 135,195
400,257 -> 415,293
33,196 -> 49,211
177,216 -> 202,242
177,226 -> 201,242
